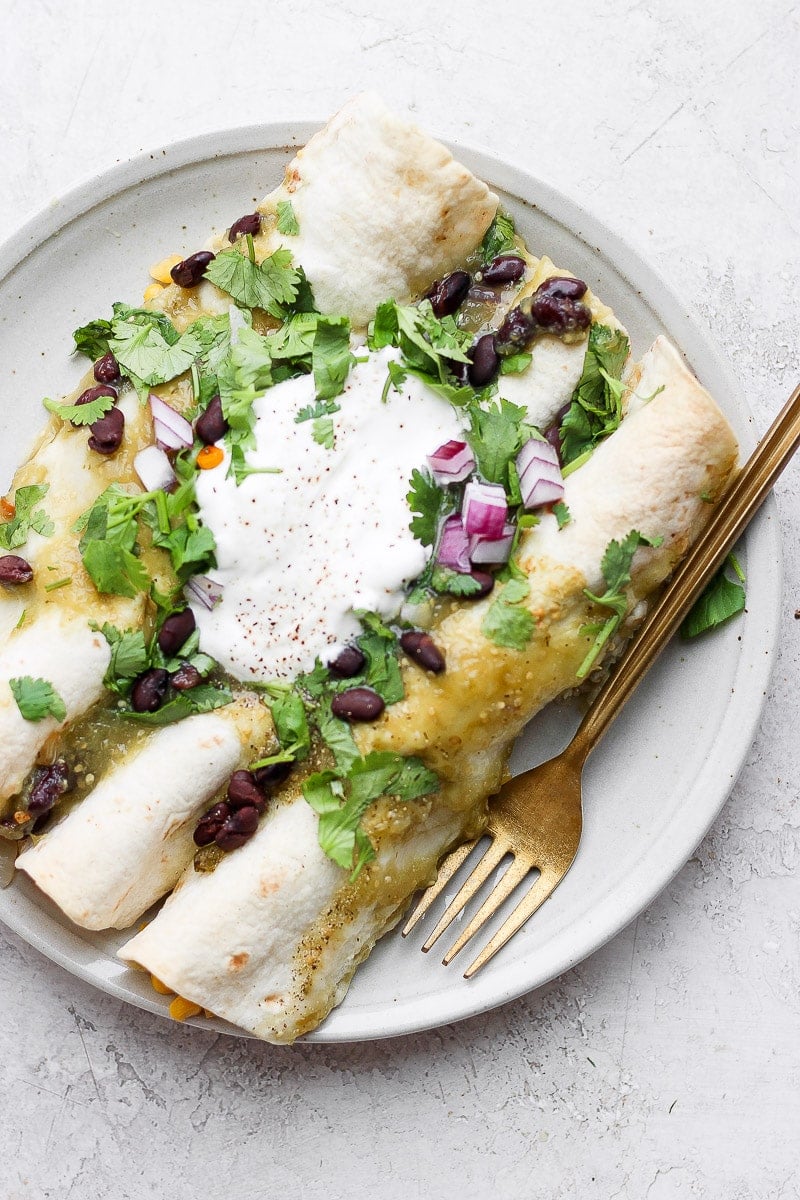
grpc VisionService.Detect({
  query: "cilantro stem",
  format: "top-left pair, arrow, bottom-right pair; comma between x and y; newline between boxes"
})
44,576 -> 72,592
246,233 -> 257,265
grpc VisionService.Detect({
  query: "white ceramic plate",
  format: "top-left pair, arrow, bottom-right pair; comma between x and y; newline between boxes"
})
0,123 -> 781,1043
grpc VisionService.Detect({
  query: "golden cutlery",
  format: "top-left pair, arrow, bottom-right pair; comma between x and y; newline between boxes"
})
403,381 -> 800,978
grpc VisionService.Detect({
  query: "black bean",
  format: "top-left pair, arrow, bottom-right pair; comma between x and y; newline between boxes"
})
252,761 -> 292,788
194,801 -> 230,847
170,250 -> 215,288
467,333 -> 500,388
481,255 -> 526,286
329,645 -> 366,678
131,668 -> 170,713
157,608 -> 196,656
88,406 -> 125,454
530,292 -> 591,336
229,213 -> 262,242
426,270 -> 471,318
0,554 -> 33,585
495,302 -> 537,353
468,570 -> 495,598
215,805 -> 259,851
331,687 -> 385,722
400,631 -> 446,674
195,394 -> 228,445
529,276 -> 591,336
467,285 -> 498,305
28,760 -> 70,815
536,275 -> 588,301
93,353 -> 120,384
170,663 -> 203,691
227,770 -> 266,813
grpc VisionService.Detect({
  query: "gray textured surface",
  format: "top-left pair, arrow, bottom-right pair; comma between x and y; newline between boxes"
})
1,1 -> 798,1197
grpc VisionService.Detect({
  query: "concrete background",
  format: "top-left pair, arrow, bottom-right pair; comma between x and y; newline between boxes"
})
0,1 -> 798,1196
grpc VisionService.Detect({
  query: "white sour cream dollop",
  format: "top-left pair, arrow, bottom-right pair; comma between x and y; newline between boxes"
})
192,347 -> 464,682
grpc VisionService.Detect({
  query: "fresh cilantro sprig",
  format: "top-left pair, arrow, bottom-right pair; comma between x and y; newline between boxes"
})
406,468 -> 452,548
204,245 -> 300,318
559,325 -> 630,470
121,683 -> 233,726
44,393 -> 116,426
303,751 -> 439,879
480,212 -> 516,263
9,676 -> 66,722
466,396 -> 537,487
481,576 -> 535,650
0,484 -> 54,550
681,554 -> 746,639
369,300 -> 473,405
276,200 -> 300,237
577,529 -> 663,678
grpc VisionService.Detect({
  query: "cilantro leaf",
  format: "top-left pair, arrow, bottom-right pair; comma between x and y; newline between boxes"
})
77,486 -> 152,598
577,529 -> 662,677
303,751 -> 438,878
466,396 -> 532,486
429,565 -> 483,597
295,398 -> 340,424
316,699 -> 361,773
407,468 -> 449,548
119,683 -> 233,726
500,352 -> 532,375
0,484 -> 53,550
109,320 -> 200,388
553,501 -> 571,530
560,325 -> 630,467
311,314 -> 353,400
261,683 -> 311,763
312,415 -> 335,449
9,676 -> 66,722
72,318 -> 113,360
481,577 -> 535,650
96,624 -> 149,694
480,212 -> 516,263
44,392 -> 116,426
368,300 -> 473,404
204,246 -> 299,318
276,200 -> 300,236
356,611 -> 404,704
681,557 -> 746,639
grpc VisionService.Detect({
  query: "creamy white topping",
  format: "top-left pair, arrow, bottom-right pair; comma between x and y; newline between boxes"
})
192,348 -> 464,682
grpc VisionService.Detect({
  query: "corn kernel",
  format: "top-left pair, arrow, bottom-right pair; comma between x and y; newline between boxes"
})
143,282 -> 164,303
149,254 -> 183,284
169,995 -> 202,1021
150,974 -> 174,995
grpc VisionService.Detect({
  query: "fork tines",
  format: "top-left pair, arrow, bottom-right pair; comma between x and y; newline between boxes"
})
402,834 -> 556,978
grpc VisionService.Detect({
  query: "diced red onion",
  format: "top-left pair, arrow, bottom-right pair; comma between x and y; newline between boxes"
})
427,440 -> 475,485
134,445 -> 176,493
185,574 -> 224,611
462,480 -> 507,539
149,393 -> 193,452
436,514 -> 471,573
516,437 -> 565,509
469,522 -> 515,565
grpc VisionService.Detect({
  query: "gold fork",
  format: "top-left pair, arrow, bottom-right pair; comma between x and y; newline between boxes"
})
403,381 -> 800,978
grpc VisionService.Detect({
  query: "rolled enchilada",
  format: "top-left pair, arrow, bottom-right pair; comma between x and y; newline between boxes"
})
1,97 -> 739,1045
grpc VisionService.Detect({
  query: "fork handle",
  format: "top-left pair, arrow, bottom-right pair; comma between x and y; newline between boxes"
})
570,380 -> 800,762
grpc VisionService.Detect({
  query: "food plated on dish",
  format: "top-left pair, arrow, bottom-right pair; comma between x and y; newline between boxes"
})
0,95 -> 744,1042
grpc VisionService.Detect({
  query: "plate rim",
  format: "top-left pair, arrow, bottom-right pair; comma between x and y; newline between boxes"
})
0,121 -> 783,1044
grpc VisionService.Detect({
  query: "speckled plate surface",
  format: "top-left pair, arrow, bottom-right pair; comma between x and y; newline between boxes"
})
0,123 -> 782,1043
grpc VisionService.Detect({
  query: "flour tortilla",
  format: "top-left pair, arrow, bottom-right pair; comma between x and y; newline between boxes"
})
272,93 -> 498,326
119,336 -> 737,1042
16,697 -> 270,929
